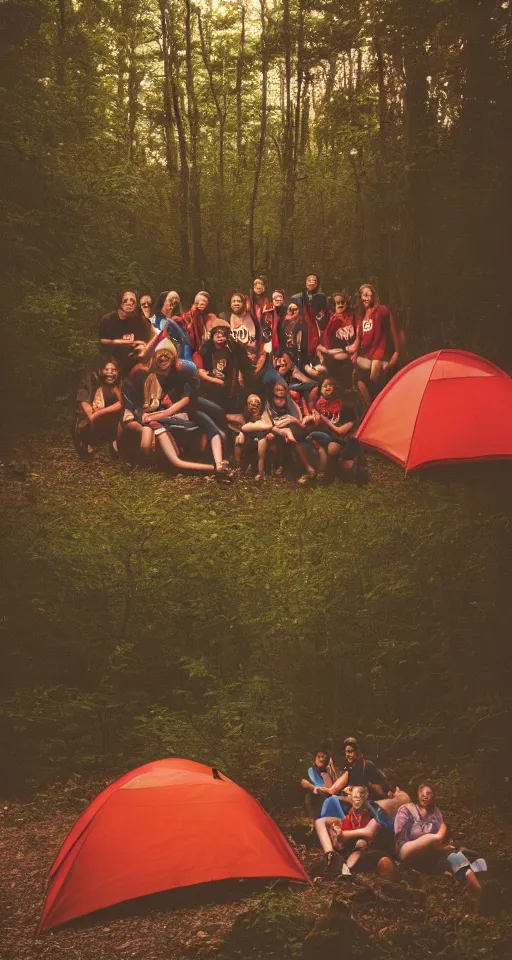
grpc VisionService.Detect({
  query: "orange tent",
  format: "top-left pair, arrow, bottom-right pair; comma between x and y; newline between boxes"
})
39,758 -> 309,932
356,349 -> 512,473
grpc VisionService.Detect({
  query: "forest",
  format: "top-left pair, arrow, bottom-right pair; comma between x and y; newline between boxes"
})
1,0 -> 512,956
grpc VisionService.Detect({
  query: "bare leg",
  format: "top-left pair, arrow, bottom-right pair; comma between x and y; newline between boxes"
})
356,378 -> 372,411
400,833 -> 446,861
234,434 -> 244,467
465,870 -> 483,898
295,444 -> 316,476
124,421 -> 154,459
316,446 -> 328,475
315,818 -> 335,855
210,434 -> 224,469
370,359 -> 384,383
257,438 -> 268,477
156,431 -> 214,473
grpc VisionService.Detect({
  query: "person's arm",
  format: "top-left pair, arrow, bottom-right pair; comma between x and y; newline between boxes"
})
385,309 -> 404,371
90,401 -> 122,420
367,780 -> 387,799
393,803 -> 410,837
198,368 -> 225,386
254,340 -> 267,375
137,329 -> 163,364
142,395 -> 190,423
300,778 -> 330,795
327,770 -> 350,796
435,817 -> 448,842
242,419 -> 273,434
341,821 -> 380,840
315,413 -> 354,438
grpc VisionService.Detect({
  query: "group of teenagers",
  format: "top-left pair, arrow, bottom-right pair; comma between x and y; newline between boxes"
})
75,274 -> 406,483
301,738 -> 499,912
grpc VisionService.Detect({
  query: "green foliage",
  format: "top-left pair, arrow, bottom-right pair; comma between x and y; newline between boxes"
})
1,453 -> 510,798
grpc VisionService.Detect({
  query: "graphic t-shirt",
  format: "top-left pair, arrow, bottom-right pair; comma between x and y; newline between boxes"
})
324,311 -> 356,350
314,397 -> 344,424
358,305 -> 393,360
230,314 -> 258,369
278,315 -> 305,365
98,311 -> 151,368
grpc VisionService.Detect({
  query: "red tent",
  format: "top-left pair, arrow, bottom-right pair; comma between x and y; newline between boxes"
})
39,758 -> 309,932
356,349 -> 512,473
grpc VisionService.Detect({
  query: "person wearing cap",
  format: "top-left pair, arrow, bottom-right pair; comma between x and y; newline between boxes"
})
121,339 -> 232,478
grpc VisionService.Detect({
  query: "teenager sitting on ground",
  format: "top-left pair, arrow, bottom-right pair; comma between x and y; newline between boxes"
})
181,291 -> 218,352
300,748 -> 337,822
321,737 -> 390,818
265,382 -> 317,484
193,320 -> 245,431
121,339 -> 232,479
262,351 -> 318,411
315,785 -> 381,878
354,283 -> 404,409
302,378 -> 356,482
74,358 -> 122,460
234,394 -> 275,479
394,781 -> 498,911
98,289 -> 153,374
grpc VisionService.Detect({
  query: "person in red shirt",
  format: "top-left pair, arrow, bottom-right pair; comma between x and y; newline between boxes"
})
247,277 -> 272,327
312,292 -> 359,387
354,283 -> 405,408
302,378 -> 356,479
181,291 -> 218,352
315,784 -> 381,877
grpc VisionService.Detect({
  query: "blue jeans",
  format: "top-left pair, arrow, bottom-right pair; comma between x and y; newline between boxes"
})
320,796 -> 350,819
190,409 -> 222,441
305,430 -> 334,449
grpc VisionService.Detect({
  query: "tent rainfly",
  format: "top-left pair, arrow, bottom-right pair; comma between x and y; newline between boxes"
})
356,349 -> 512,473
39,758 -> 309,932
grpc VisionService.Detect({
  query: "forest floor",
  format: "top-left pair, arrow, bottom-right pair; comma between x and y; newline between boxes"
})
1,426 -> 512,959
1,785 -> 512,960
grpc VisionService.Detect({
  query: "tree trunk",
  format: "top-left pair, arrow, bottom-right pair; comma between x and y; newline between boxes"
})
248,0 -> 268,278
197,8 -> 226,284
235,4 -> 246,179
184,0 -> 205,283
161,0 -> 190,274
402,37 -> 430,337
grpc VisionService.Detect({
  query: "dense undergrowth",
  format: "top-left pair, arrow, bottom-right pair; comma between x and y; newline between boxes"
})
1,427 -> 511,803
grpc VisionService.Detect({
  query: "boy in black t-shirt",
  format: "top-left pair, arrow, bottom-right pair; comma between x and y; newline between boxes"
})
98,290 -> 152,373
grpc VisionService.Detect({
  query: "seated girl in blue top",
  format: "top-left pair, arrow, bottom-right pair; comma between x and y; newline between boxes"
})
300,748 -> 337,821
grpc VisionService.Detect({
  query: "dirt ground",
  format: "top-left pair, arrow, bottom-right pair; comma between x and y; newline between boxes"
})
2,792 -> 512,960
